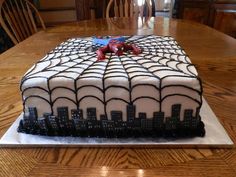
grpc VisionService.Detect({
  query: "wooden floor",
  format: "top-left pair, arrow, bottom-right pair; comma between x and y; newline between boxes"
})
0,17 -> 236,177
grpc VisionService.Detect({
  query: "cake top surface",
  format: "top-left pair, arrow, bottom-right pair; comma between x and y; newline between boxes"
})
21,35 -> 200,91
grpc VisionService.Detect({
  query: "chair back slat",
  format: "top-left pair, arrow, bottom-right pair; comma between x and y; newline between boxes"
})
130,0 -> 134,17
0,0 -> 46,45
119,0 -> 123,17
114,0 -> 119,17
4,2 -> 24,41
124,0 -> 128,17
26,2 -> 37,33
14,0 -> 31,36
1,7 -> 20,43
8,0 -> 26,38
20,0 -> 34,34
147,0 -> 152,17
106,0 -> 152,18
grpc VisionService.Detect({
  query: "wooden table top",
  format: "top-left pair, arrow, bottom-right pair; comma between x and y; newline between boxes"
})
0,17 -> 236,177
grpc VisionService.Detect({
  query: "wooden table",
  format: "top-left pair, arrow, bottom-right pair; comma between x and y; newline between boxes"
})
0,17 -> 236,177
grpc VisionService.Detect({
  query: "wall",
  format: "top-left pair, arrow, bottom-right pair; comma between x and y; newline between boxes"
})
36,0 -> 77,26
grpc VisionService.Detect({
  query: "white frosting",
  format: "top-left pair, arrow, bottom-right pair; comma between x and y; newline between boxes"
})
21,35 -> 202,121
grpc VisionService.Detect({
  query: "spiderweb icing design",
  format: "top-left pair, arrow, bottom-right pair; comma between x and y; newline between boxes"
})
21,35 -> 202,120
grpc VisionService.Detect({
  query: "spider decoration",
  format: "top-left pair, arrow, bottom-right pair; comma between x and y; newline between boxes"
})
95,39 -> 142,61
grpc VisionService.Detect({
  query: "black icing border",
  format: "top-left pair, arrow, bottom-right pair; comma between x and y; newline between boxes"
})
18,106 -> 205,138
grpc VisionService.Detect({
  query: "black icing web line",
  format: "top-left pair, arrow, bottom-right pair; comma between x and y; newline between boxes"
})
102,54 -> 112,118
22,39 -> 99,80
117,56 -> 132,104
120,52 -> 200,112
127,35 -> 192,64
74,55 -> 100,109
21,41 -> 94,85
137,37 -> 197,76
21,40 -> 97,114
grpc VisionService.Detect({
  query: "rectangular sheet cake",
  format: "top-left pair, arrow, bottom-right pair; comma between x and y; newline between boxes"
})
18,35 -> 205,137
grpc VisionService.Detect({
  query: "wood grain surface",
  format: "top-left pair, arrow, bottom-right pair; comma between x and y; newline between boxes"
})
0,17 -> 236,177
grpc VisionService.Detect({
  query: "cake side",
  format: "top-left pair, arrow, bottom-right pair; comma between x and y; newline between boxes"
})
18,35 -> 205,137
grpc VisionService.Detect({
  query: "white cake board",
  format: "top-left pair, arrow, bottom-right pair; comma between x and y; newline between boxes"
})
0,98 -> 234,148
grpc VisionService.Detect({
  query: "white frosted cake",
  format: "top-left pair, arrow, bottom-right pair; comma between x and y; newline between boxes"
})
18,35 -> 205,137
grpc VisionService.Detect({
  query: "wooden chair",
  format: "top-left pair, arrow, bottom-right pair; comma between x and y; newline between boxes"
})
106,0 -> 152,18
0,0 -> 46,45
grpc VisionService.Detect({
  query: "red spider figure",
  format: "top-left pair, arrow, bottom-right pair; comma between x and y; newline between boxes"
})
96,40 -> 142,61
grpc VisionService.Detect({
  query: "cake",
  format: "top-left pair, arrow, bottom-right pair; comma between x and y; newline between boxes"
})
18,35 -> 205,138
